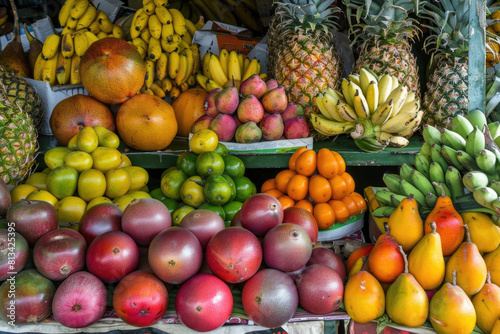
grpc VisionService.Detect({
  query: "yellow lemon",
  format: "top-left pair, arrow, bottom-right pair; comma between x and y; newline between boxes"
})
113,194 -> 136,211
26,189 -> 58,206
10,184 -> 38,203
91,147 -> 122,173
25,172 -> 48,190
189,129 -> 218,154
78,169 -> 106,202
118,154 -> 132,168
127,190 -> 152,199
121,166 -> 149,192
86,196 -> 113,211
55,196 -> 87,229
63,151 -> 94,173
105,168 -> 131,199
44,147 -> 72,170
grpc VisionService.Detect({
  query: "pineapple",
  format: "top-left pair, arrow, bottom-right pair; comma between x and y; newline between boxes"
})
0,79 -> 38,185
420,0 -> 469,129
344,0 -> 421,97
267,0 -> 344,118
0,67 -> 43,129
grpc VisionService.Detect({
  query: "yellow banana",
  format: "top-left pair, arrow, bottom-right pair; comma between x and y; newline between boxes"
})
205,78 -> 223,92
218,49 -> 229,78
391,75 -> 400,91
241,57 -> 258,81
84,31 -> 99,45
88,20 -> 101,34
179,82 -> 189,91
237,51 -> 244,75
130,10 -> 149,39
58,0 -> 78,27
61,25 -> 76,35
310,113 -> 355,137
73,30 -> 89,57
348,74 -> 360,86
341,78 -> 353,106
154,0 -> 168,7
377,74 -> 393,105
316,95 -> 335,121
56,52 -> 71,85
76,3 -> 97,29
160,36 -> 179,53
326,87 -> 344,101
42,52 -> 59,86
168,51 -> 180,79
95,10 -> 108,22
60,33 -> 74,59
144,59 -> 155,89
405,91 -> 416,104
140,85 -> 154,95
396,110 -> 423,137
178,39 -> 190,53
70,53 -> 81,85
140,28 -> 151,43
169,85 -> 181,99
371,99 -> 394,125
161,77 -> 173,92
385,85 -> 408,118
42,34 -> 61,60
175,54 -> 188,86
380,101 -> 420,134
322,91 -> 346,122
150,81 -> 166,98
182,48 -> 194,85
187,74 -> 196,86
70,0 -> 89,20
135,44 -> 147,59
181,30 -> 192,45
111,24 -> 125,39
161,22 -> 174,41
155,6 -> 172,24
98,17 -> 113,33
96,31 -> 108,39
243,57 -> 250,74
185,19 -> 197,37
196,73 -> 209,90
202,52 -> 212,79
351,88 -> 370,119
143,0 -> 156,15
147,36 -> 162,61
66,17 -> 78,30
33,53 -> 46,81
189,43 -> 200,74
227,50 -> 241,82
366,81 -> 379,114
154,52 -> 167,80
359,67 -> 378,96
336,99 -> 358,122
169,8 -> 186,37
208,53 -> 228,86
148,14 -> 162,40
132,37 -> 149,52
129,8 -> 144,39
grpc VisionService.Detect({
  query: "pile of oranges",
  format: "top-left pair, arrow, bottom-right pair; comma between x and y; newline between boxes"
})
261,147 -> 367,230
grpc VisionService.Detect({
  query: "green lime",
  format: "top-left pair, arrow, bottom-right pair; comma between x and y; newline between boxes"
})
198,202 -> 226,220
222,155 -> 245,178
233,175 -> 256,203
196,151 -> 225,177
180,175 -> 205,207
172,205 -> 195,225
222,174 -> 236,202
177,152 -> 198,176
149,188 -> 167,201
214,142 -> 228,156
223,201 -> 243,222
161,198 -> 179,215
161,166 -> 178,179
204,174 -> 232,206
161,169 -> 188,201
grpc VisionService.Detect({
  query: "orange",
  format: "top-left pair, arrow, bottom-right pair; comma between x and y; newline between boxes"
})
331,151 -> 346,175
340,172 -> 356,195
277,195 -> 295,210
80,37 -> 146,105
287,174 -> 309,201
308,174 -> 332,203
313,202 -> 335,230
275,169 -> 297,193
171,88 -> 209,137
328,174 -> 349,200
295,149 -> 317,176
116,94 -> 178,151
295,199 -> 313,215
288,147 -> 308,171
317,148 -> 339,179
261,179 -> 277,193
329,199 -> 351,223
264,188 -> 284,199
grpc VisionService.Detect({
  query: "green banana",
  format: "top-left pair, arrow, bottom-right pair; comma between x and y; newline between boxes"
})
445,166 -> 465,201
399,179 -> 427,209
462,170 -> 490,192
399,163 -> 416,185
430,144 -> 449,172
375,190 -> 407,207
422,124 -> 442,146
487,121 -> 500,140
372,206 -> 396,218
414,152 -> 431,179
488,179 -> 500,195
465,109 -> 488,132
440,127 -> 467,151
383,173 -> 402,193
410,169 -> 436,198
473,186 -> 498,210
456,150 -> 480,171
475,149 -> 497,174
440,145 -> 464,171
465,125 -> 486,157
420,142 -> 432,162
425,191 -> 438,208
429,161 -> 446,185
451,114 -> 474,139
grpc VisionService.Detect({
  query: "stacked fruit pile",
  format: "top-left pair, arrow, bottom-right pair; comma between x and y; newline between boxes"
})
10,125 -> 151,225
196,50 -> 265,91
346,186 -> 500,334
488,2 -> 500,68
192,74 -> 310,143
260,147 -> 367,230
312,69 -> 423,152
156,129 -> 257,225
128,1 -> 201,99
373,109 -> 500,218
33,0 -> 125,85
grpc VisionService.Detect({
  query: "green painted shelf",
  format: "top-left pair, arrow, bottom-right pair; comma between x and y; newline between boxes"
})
36,134 -> 424,170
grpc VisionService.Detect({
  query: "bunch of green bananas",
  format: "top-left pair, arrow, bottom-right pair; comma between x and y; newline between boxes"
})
373,110 -> 500,218
312,68 -> 424,152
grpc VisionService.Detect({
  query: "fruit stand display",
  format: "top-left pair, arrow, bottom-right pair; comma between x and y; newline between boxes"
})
1,0 -> 500,333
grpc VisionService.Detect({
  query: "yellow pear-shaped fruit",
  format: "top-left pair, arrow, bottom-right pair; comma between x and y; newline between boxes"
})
408,221 -> 445,290
472,272 -> 500,334
387,194 -> 424,252
344,265 -> 385,324
430,270 -> 477,334
445,225 -> 487,296
386,245 -> 429,327
461,211 -> 500,253
76,126 -> 99,153
485,245 -> 500,286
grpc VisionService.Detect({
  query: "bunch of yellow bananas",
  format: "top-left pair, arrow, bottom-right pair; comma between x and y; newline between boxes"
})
33,0 -> 125,86
195,49 -> 266,92
127,0 -> 202,100
487,3 -> 500,68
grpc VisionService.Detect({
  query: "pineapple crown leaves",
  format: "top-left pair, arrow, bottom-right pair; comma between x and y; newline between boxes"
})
344,0 -> 421,47
272,0 -> 342,35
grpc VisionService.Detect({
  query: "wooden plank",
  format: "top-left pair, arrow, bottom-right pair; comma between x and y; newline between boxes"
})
469,0 -> 487,113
